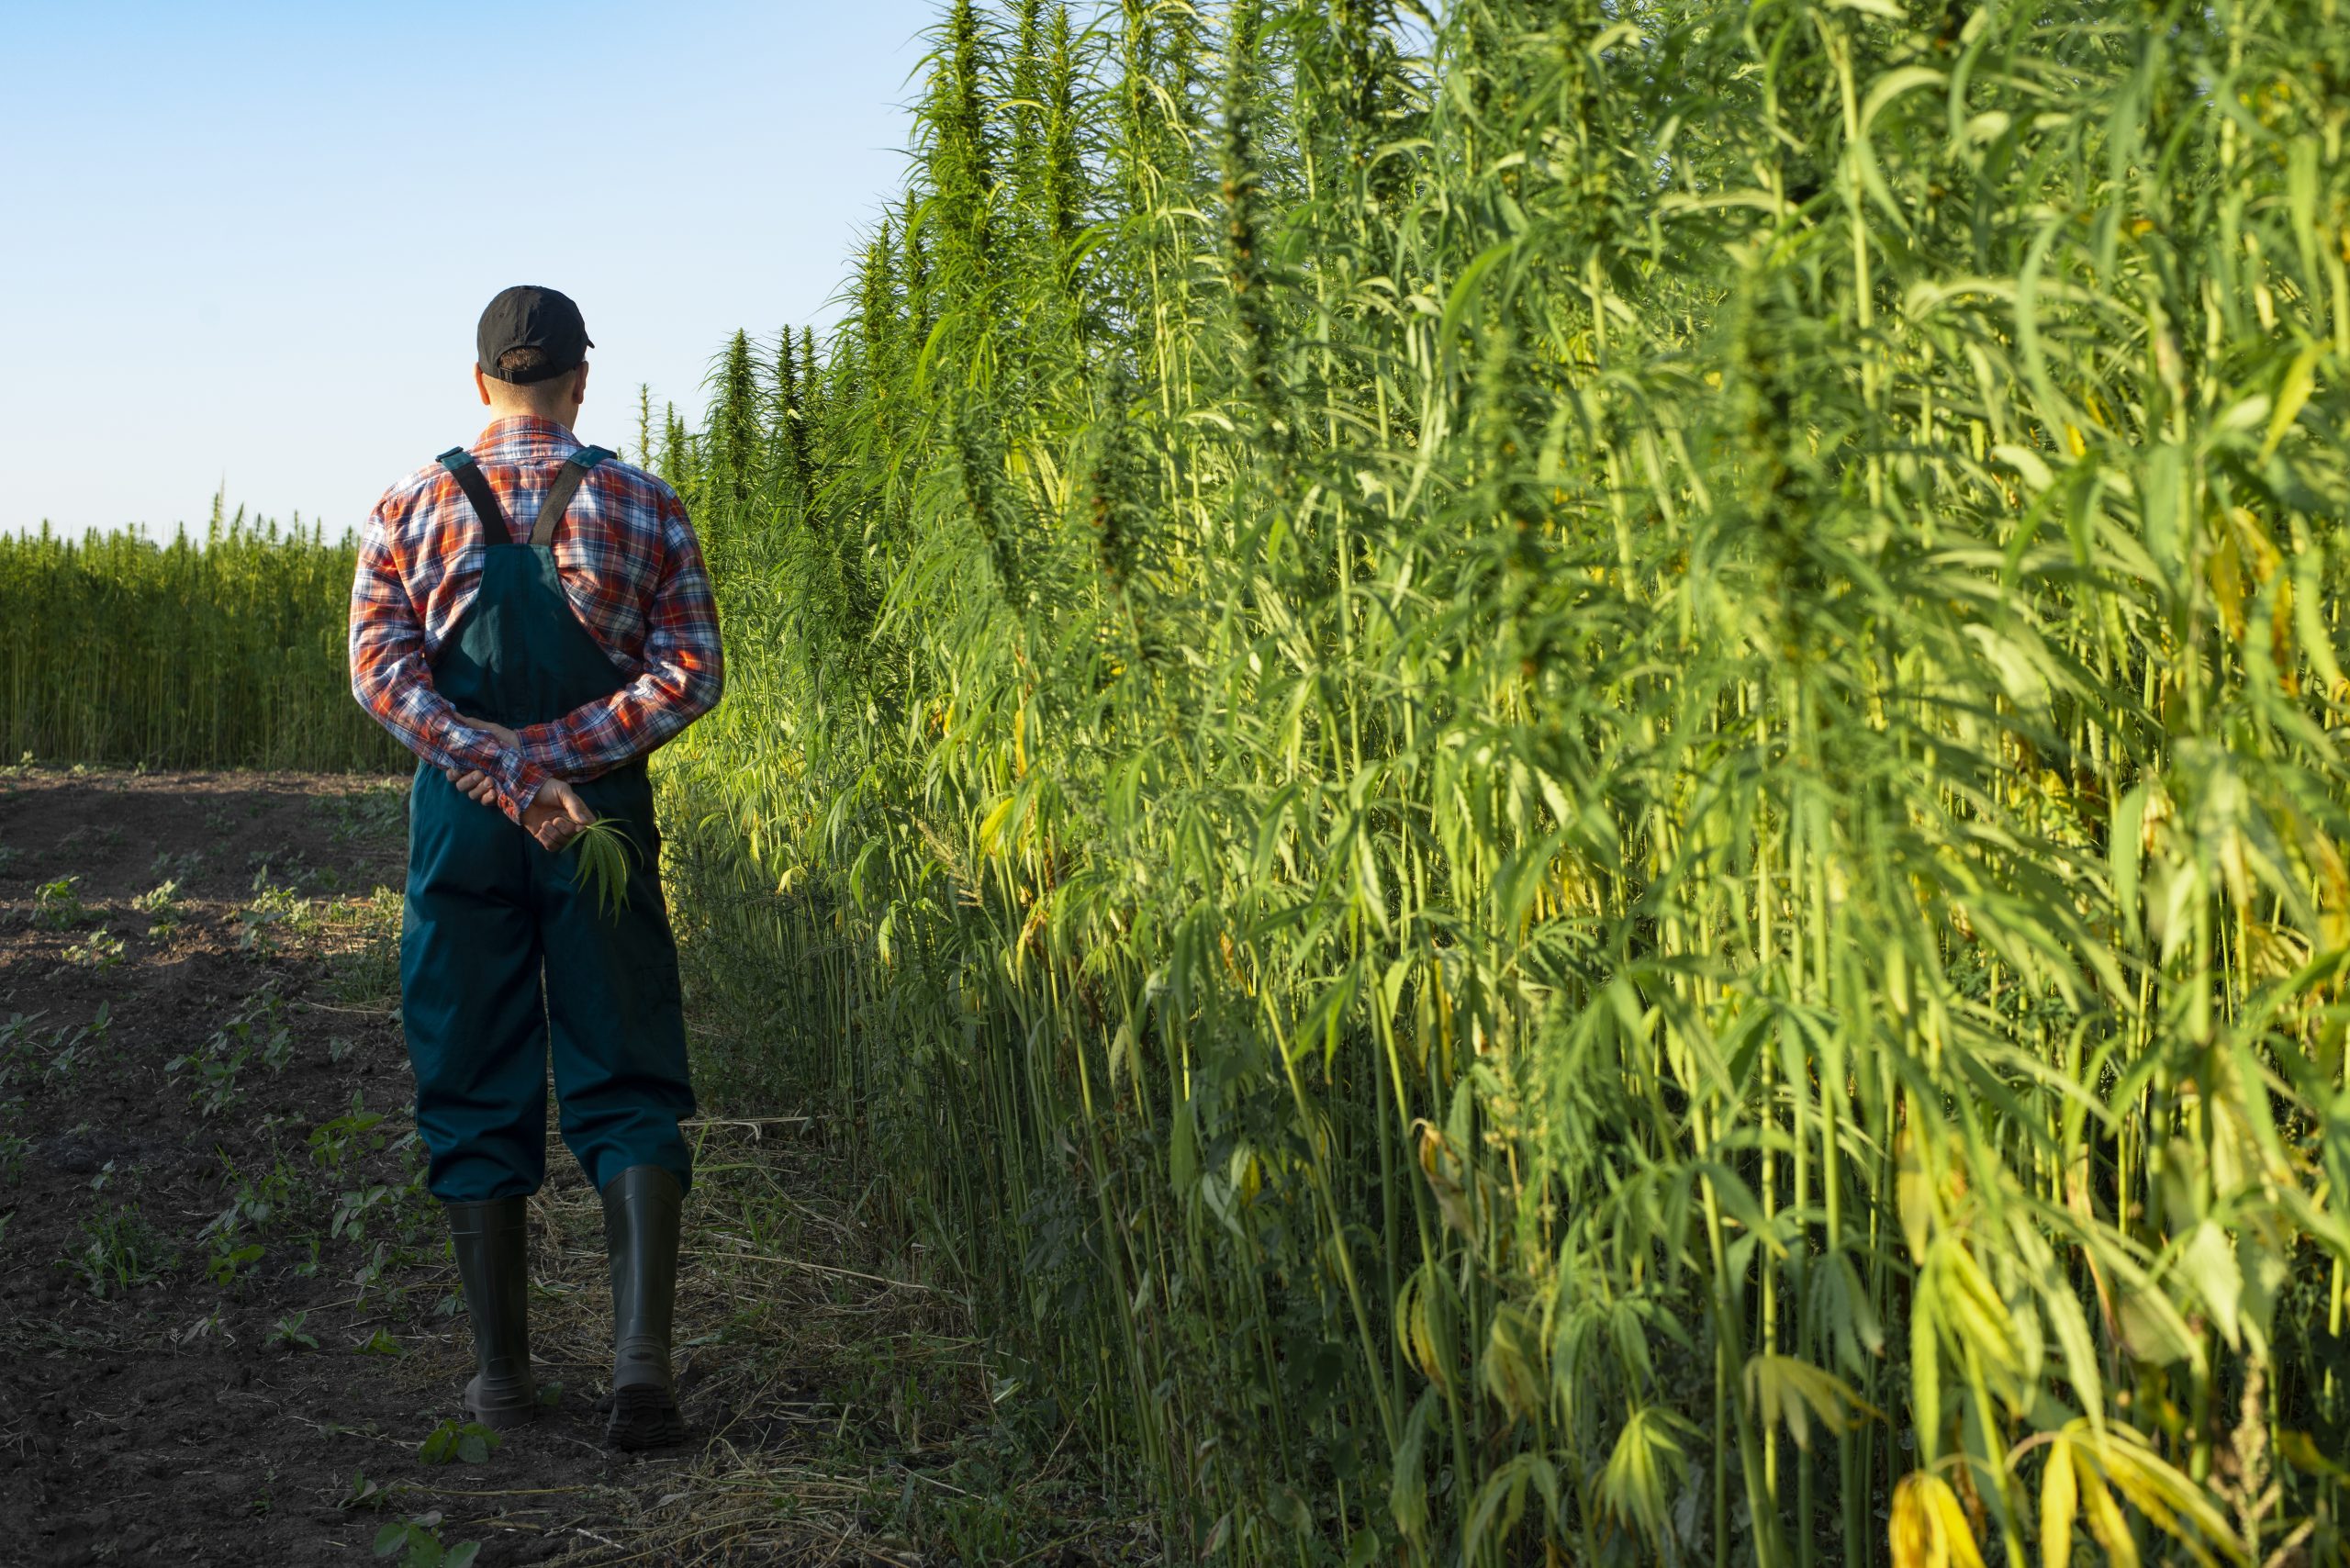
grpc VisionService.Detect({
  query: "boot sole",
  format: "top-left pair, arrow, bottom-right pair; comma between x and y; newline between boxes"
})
605,1383 -> 687,1450
465,1374 -> 542,1430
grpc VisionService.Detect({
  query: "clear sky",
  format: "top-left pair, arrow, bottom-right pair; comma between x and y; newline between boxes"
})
0,1 -> 937,537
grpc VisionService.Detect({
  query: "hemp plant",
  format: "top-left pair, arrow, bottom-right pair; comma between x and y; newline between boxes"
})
565,817 -> 638,922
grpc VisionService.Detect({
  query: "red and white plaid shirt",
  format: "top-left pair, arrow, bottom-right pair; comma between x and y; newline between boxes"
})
349,415 -> 723,823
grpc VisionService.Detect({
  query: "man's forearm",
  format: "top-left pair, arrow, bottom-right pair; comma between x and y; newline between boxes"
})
513,663 -> 721,780
352,655 -> 547,818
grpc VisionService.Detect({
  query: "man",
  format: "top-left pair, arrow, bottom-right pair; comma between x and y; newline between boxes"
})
349,285 -> 722,1450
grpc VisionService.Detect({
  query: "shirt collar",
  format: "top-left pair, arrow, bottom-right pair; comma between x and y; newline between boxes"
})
475,414 -> 580,459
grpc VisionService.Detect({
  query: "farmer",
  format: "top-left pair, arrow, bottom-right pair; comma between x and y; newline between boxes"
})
348,286 -> 722,1449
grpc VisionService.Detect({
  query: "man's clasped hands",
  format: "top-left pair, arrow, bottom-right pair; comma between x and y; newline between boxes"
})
444,714 -> 597,852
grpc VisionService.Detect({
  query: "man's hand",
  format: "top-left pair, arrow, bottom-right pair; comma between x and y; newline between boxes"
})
522,778 -> 595,852
444,713 -> 526,808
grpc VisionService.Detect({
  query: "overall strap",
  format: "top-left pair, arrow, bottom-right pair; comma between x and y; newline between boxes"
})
436,448 -> 513,547
527,446 -> 614,547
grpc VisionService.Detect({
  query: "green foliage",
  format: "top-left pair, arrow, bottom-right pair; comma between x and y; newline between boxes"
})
133,878 -> 183,938
64,1204 -> 173,1297
30,876 -> 87,929
373,1511 -> 480,1568
206,1238 -> 263,1286
0,1005 -> 110,1090
0,500 -> 405,770
656,0 -> 2350,1562
167,987 -> 287,1116
239,872 -> 313,955
62,926 -> 125,969
268,1309 -> 320,1350
565,816 -> 639,921
415,1419 -> 500,1467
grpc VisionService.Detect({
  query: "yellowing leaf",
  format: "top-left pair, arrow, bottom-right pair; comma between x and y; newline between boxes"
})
2041,1437 -> 2077,1568
1890,1473 -> 1985,1568
1897,1123 -> 1933,1264
2259,341 -> 2323,462
1889,1473 -> 1941,1568
1927,1474 -> 1989,1568
2077,1462 -> 2139,1568
978,795 -> 1016,855
1482,1305 -> 1546,1423
2278,1428 -> 2350,1479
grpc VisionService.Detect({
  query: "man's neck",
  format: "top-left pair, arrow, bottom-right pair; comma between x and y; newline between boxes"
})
483,405 -> 576,434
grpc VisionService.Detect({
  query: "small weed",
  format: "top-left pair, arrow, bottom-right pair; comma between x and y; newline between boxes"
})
167,1038 -> 248,1117
354,1327 -> 406,1357
268,1310 -> 320,1350
351,1239 -> 403,1303
328,886 -> 404,1002
374,1512 -> 480,1568
415,1418 -> 500,1466
343,1471 -> 398,1510
203,1146 -> 301,1238
312,1093 -> 387,1174
329,1035 -> 357,1063
64,1204 -> 173,1296
31,877 -> 88,930
0,1129 -> 27,1184
171,1305 -> 229,1346
58,823 -> 123,853
151,848 -> 204,882
325,782 -> 408,844
3,1006 -> 110,1088
168,989 -> 287,1115
63,927 -> 126,969
0,844 -> 17,876
207,1237 -> 264,1286
238,874 -> 310,954
133,878 -> 184,937
332,1182 -> 403,1243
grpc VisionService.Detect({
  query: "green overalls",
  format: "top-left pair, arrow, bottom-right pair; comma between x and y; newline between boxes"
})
400,443 -> 695,1204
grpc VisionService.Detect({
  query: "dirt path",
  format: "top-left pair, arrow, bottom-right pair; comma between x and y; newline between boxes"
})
0,767 -> 1099,1567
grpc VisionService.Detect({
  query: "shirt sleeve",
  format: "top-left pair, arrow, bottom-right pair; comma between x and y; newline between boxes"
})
348,497 -> 548,822
514,490 -> 724,779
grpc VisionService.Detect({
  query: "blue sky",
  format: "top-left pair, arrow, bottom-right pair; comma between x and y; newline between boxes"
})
0,1 -> 939,536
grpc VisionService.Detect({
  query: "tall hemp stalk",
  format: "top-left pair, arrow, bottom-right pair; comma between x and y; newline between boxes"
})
658,0 -> 2350,1563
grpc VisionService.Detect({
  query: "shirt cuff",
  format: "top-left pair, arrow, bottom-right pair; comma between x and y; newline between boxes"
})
501,756 -> 549,821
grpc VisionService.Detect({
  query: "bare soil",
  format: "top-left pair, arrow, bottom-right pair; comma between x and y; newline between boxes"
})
0,767 -> 1103,1567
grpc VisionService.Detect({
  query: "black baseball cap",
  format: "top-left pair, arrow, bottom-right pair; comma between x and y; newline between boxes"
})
476,286 -> 594,384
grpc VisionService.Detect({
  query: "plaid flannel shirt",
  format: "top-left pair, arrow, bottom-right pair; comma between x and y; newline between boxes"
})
349,415 -> 723,823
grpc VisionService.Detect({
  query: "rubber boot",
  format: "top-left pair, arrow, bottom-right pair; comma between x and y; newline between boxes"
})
601,1165 -> 688,1450
445,1197 -> 539,1428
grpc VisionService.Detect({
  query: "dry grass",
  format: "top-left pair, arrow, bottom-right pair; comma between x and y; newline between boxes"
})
382,1102 -> 1147,1565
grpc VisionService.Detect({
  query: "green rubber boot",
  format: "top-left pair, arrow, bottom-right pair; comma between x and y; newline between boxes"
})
601,1165 -> 688,1450
445,1197 -> 539,1428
